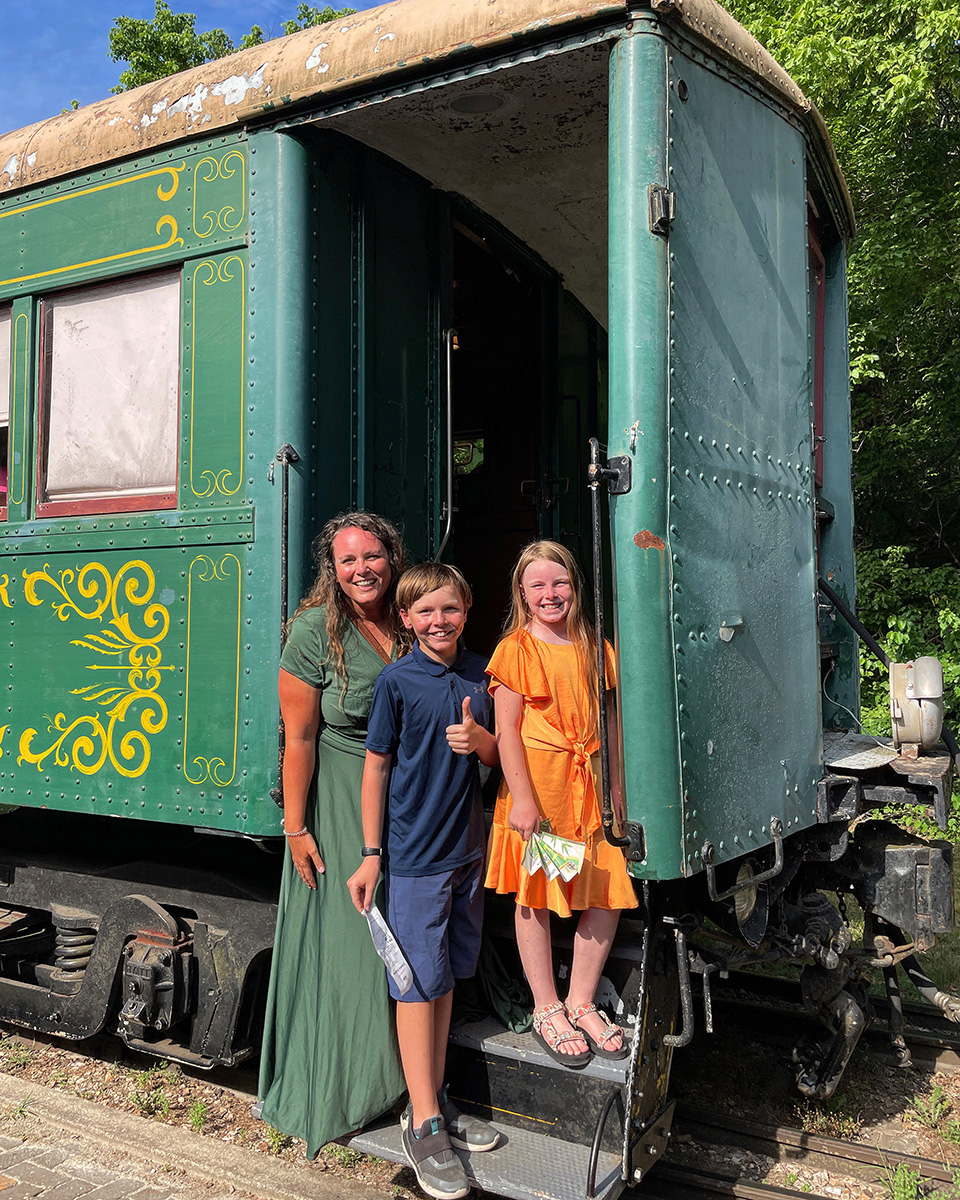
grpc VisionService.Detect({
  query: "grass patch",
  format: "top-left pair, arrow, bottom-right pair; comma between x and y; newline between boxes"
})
188,1099 -> 209,1132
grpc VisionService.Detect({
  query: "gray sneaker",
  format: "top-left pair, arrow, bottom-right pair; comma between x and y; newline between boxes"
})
439,1087 -> 500,1152
400,1105 -> 471,1199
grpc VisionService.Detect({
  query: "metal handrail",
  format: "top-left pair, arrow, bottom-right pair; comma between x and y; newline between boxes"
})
588,437 -> 631,850
434,328 -> 457,560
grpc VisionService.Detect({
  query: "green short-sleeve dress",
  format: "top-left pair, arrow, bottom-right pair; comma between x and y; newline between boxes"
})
258,605 -> 405,1158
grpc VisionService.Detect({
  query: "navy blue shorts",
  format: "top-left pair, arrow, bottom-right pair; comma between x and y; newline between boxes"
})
386,857 -> 484,1003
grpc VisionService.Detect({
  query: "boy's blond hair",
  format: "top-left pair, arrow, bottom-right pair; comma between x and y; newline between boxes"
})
396,562 -> 473,614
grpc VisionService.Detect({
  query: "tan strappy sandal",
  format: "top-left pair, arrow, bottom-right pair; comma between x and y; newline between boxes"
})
566,1001 -> 629,1060
531,1000 -> 592,1069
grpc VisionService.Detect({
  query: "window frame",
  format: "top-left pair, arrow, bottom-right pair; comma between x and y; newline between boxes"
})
0,303 -> 12,524
35,269 -> 181,519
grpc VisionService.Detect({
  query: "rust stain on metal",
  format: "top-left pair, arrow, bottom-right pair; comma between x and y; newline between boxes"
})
634,530 -> 665,551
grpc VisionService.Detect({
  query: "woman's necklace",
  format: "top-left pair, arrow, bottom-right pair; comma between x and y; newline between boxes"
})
356,616 -> 393,664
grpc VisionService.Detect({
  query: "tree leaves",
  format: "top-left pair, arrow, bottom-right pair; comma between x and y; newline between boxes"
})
108,0 -> 357,92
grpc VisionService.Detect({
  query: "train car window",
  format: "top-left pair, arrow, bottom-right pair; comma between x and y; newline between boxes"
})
0,305 -> 10,516
38,272 -> 180,516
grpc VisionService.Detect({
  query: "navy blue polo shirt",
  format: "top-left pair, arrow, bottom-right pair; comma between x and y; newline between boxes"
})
365,642 -> 493,877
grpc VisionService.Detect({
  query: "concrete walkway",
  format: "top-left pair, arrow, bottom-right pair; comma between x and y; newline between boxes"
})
0,1074 -> 385,1200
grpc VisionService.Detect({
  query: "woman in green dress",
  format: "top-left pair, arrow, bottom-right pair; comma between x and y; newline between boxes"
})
258,511 -> 408,1158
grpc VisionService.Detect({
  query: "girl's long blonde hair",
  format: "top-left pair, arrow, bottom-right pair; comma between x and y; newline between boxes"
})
503,541 -> 601,735
293,511 -> 407,684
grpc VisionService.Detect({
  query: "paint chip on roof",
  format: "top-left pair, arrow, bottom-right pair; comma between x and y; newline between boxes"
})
211,64 -> 267,106
374,28 -> 396,53
167,84 -> 210,119
2,155 -> 17,180
26,153 -> 36,167
306,42 -> 330,73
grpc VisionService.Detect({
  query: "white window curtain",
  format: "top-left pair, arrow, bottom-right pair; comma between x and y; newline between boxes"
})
44,273 -> 180,503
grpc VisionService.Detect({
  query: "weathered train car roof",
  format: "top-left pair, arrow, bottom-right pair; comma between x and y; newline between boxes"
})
0,0 -> 852,325
0,0 -> 850,210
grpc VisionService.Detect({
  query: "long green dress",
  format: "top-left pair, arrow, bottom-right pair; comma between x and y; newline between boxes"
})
258,605 -> 405,1158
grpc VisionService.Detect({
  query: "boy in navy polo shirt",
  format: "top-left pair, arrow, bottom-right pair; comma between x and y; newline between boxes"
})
347,563 -> 499,1200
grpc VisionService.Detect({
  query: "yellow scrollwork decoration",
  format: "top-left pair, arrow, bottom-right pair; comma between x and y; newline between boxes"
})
18,560 -> 173,779
183,554 -> 241,786
193,150 -> 246,238
189,255 -> 244,498
156,215 -> 184,250
0,575 -> 11,607
156,163 -> 185,202
0,726 -> 7,758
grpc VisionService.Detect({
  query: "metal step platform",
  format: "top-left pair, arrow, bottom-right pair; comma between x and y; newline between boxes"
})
346,1017 -> 632,1200
345,1116 -> 624,1200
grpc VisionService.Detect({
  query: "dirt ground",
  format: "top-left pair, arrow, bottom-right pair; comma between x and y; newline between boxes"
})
2,1017 -> 960,1199
0,1023 -> 422,1198
668,1015 -> 960,1198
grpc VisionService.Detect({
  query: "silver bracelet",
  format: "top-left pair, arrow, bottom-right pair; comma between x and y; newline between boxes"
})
284,826 -> 310,838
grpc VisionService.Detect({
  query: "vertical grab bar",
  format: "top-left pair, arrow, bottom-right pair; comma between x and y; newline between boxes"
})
270,442 -> 300,809
434,328 -> 457,560
588,437 -> 631,850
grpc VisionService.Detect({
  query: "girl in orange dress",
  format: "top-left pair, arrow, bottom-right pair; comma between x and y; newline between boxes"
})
485,541 -> 638,1068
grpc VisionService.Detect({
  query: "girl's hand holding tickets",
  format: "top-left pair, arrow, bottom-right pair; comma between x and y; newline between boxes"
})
446,695 -> 481,755
508,796 -> 541,841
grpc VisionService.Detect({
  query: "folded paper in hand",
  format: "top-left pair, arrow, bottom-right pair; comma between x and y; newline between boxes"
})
364,904 -> 412,994
522,831 -> 586,882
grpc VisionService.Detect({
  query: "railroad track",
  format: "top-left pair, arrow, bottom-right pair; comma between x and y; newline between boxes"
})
643,1102 -> 959,1200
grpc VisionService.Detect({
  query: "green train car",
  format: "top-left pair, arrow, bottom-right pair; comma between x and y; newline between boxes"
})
0,2 -> 953,1197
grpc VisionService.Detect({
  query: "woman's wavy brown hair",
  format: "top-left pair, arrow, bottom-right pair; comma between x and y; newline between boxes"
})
292,511 -> 408,685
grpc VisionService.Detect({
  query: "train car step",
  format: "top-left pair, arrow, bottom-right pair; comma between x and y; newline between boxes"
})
344,1116 -> 624,1200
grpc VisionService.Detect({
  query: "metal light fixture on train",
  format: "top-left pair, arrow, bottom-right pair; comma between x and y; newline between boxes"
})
889,656 -> 944,755
734,860 -> 769,947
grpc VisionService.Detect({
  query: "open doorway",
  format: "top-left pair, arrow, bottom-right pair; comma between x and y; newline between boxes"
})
446,225 -> 547,656
446,222 -> 607,657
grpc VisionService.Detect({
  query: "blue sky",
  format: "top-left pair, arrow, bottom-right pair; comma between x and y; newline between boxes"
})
1,0 -> 386,137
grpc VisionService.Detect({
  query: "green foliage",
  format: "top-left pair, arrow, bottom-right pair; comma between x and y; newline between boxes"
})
281,4 -> 356,35
725,1 -> 960,565
109,0 -> 356,89
109,0 -> 233,91
881,1160 -> 924,1200
188,1099 -> 209,1131
911,1084 -> 951,1128
5,1093 -> 33,1120
793,1091 -> 861,1140
325,1144 -> 362,1167
855,545 -> 960,735
266,1125 -> 292,1154
131,1061 -> 173,1118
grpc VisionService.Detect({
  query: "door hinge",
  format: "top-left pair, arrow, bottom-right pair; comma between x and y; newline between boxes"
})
648,184 -> 676,237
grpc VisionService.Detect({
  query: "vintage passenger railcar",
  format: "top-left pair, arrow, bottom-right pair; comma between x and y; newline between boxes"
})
0,2 -> 953,1198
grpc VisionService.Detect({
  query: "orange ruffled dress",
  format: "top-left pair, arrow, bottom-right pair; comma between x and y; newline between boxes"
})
484,628 -> 638,917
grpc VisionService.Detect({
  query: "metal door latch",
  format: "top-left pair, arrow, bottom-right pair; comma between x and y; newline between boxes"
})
648,185 -> 676,236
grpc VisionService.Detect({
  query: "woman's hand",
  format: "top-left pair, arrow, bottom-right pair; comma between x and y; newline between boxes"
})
347,857 -> 381,913
289,831 -> 325,889
508,797 -> 541,842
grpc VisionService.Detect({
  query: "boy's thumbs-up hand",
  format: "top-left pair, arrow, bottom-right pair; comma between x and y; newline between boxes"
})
446,695 -> 481,756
